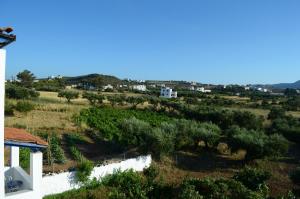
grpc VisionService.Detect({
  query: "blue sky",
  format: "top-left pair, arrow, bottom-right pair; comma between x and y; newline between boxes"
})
1,0 -> 300,84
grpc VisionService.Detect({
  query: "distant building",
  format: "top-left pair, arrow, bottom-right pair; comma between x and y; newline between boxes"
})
197,87 -> 205,92
244,86 -> 250,91
196,87 -> 211,93
190,81 -> 197,86
160,87 -> 177,98
103,84 -> 114,90
132,85 -> 146,91
189,86 -> 195,91
256,87 -> 269,93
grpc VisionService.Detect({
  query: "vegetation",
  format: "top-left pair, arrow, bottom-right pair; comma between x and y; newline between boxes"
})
6,84 -> 40,99
45,166 -> 295,199
58,90 -> 80,103
5,70 -> 300,198
76,159 -> 94,183
15,101 -> 35,113
16,69 -> 36,88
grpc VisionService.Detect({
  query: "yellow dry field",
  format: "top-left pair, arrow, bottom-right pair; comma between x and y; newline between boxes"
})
226,107 -> 300,119
5,98 -> 88,133
39,91 -> 89,104
220,95 -> 250,101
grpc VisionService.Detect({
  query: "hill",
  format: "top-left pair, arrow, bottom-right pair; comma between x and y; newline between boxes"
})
272,80 -> 300,89
64,73 -> 122,86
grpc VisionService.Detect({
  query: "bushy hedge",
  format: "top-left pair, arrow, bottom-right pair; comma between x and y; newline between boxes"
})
233,167 -> 271,191
5,101 -> 14,116
15,101 -> 35,113
178,105 -> 264,130
227,126 -> 289,160
6,84 -> 39,99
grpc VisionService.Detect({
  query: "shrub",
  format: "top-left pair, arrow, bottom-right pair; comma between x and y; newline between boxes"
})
20,148 -> 30,170
143,165 -> 159,183
179,183 -> 203,199
70,146 -> 85,162
101,169 -> 147,199
47,134 -> 66,164
15,101 -> 35,113
180,177 -> 266,199
120,117 -> 151,147
6,84 -> 39,99
82,92 -> 105,105
228,126 -> 289,160
264,134 -> 289,157
233,167 -> 271,191
58,90 -> 79,103
76,159 -> 94,183
268,107 -> 286,120
5,101 -> 14,116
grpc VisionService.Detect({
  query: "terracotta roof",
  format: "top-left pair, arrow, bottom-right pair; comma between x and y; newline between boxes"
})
4,127 -> 48,147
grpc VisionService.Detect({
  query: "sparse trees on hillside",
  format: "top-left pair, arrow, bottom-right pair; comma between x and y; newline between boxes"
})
58,90 -> 79,103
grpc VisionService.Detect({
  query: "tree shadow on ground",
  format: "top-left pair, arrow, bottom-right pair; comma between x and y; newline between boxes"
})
74,130 -> 140,162
174,151 -> 245,172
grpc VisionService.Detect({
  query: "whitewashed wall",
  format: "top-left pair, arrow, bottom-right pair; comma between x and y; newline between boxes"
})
41,155 -> 152,197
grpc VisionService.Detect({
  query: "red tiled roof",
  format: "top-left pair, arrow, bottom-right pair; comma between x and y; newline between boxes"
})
4,127 -> 48,146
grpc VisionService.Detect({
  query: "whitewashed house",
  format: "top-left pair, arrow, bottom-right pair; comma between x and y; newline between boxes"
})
1,36 -> 48,199
160,87 -> 177,98
132,85 -> 146,92
197,87 -> 211,93
103,84 -> 114,90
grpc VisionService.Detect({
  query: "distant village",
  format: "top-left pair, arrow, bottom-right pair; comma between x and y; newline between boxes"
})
6,73 -> 299,99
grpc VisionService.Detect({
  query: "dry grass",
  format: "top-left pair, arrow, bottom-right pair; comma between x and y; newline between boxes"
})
5,98 -> 88,133
221,95 -> 250,101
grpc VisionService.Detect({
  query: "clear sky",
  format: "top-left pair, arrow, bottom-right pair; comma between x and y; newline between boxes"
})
1,0 -> 300,84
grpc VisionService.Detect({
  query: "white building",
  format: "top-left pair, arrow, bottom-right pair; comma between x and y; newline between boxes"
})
196,87 -> 211,93
132,85 -> 146,92
103,84 -> 114,90
197,87 -> 205,92
160,87 -> 177,98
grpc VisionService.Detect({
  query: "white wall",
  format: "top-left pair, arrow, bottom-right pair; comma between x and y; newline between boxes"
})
0,49 -> 6,199
41,155 -> 151,197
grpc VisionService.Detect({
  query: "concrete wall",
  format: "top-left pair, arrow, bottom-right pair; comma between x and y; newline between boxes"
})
42,155 -> 151,197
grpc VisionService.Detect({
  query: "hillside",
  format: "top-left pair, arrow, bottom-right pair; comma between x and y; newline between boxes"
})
272,80 -> 300,89
64,73 -> 122,86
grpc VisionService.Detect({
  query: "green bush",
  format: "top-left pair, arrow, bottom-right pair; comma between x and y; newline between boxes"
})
233,167 -> 271,191
101,169 -> 147,199
20,148 -> 30,170
5,101 -> 14,116
70,146 -> 85,162
76,159 -> 94,183
15,101 -> 35,113
180,177 -> 266,199
47,134 -> 66,164
6,84 -> 39,99
58,90 -> 79,103
228,126 -> 289,160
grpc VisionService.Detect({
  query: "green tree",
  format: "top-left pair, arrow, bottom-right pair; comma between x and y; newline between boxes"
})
16,70 -> 36,88
233,167 -> 271,191
58,90 -> 79,103
268,107 -> 286,120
